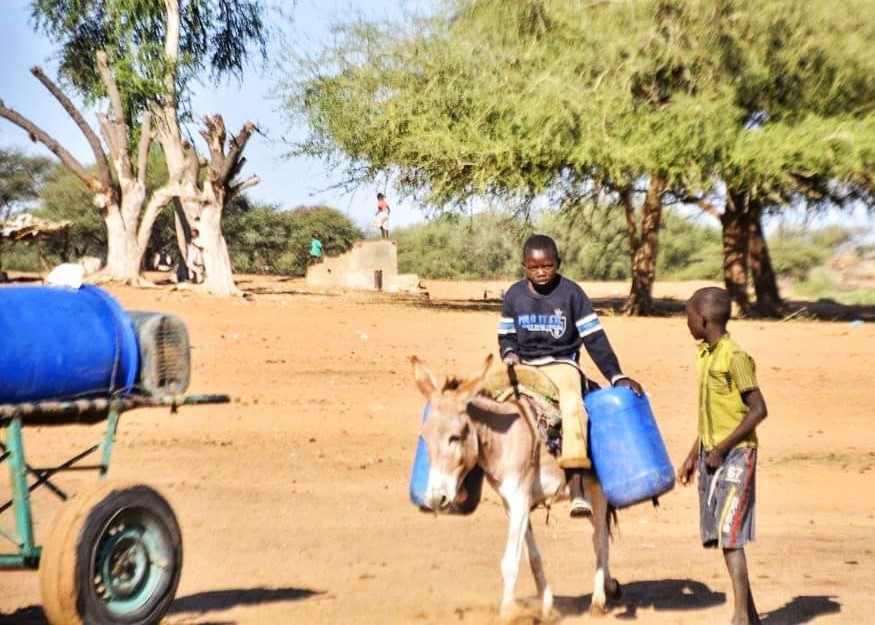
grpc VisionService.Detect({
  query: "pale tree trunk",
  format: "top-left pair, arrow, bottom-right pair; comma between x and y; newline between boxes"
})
100,175 -> 178,283
104,203 -> 143,280
149,3 -> 257,296
170,143 -> 242,296
195,201 -> 238,296
163,115 -> 258,297
620,173 -> 665,316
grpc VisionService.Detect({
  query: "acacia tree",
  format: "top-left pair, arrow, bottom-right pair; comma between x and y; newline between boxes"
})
288,0 -> 874,314
0,0 -> 267,294
676,0 -> 875,316
287,0 -> 733,313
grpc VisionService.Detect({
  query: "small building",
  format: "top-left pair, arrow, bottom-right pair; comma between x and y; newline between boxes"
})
306,240 -> 421,293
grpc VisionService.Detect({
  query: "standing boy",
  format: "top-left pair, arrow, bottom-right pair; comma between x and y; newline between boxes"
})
498,234 -> 642,517
678,286 -> 767,625
372,193 -> 390,239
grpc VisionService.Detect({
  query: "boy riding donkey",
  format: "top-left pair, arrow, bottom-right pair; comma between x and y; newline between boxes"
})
496,234 -> 643,517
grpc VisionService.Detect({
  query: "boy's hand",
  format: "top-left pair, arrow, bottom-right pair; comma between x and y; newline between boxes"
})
614,377 -> 643,396
678,456 -> 696,486
503,352 -> 520,366
705,446 -> 726,469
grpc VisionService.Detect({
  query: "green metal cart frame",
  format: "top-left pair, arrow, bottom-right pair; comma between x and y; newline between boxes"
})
1,393 -> 229,624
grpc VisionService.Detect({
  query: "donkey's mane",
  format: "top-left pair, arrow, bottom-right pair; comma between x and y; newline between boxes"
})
443,377 -> 464,391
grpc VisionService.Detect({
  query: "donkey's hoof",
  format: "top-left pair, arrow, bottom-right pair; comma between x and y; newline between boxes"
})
541,588 -> 555,620
589,603 -> 609,617
499,600 -> 519,621
607,578 -> 622,600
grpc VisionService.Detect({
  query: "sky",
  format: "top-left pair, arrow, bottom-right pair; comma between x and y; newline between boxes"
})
0,0 -> 433,230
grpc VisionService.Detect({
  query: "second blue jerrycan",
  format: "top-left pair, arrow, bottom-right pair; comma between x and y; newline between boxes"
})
585,387 -> 675,508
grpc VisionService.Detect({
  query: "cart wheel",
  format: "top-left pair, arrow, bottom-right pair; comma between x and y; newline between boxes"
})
39,481 -> 182,625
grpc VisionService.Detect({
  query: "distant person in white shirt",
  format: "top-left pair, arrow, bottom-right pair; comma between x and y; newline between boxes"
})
186,229 -> 205,283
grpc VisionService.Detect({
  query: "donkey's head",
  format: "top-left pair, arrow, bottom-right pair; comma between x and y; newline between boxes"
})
411,354 -> 493,512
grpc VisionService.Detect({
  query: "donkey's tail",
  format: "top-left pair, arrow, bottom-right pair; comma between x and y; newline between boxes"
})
607,504 -> 620,540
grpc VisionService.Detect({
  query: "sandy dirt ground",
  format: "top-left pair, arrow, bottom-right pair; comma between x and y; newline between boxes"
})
1,275 -> 874,625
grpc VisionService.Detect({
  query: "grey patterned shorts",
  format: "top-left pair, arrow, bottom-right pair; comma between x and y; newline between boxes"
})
698,446 -> 757,549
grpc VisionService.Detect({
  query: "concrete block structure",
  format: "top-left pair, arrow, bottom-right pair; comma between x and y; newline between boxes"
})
306,240 -> 421,293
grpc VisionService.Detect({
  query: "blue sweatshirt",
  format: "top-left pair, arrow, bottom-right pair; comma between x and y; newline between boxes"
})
498,276 -> 626,384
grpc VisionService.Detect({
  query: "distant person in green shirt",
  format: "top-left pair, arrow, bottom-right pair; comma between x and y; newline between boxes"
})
309,233 -> 324,265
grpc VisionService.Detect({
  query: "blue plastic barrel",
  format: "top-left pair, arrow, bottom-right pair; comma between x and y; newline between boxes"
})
0,285 -> 139,403
585,387 -> 675,508
409,403 -> 431,508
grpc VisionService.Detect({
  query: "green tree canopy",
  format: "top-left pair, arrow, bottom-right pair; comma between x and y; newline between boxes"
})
31,0 -> 267,128
286,0 -> 874,313
0,148 -> 53,216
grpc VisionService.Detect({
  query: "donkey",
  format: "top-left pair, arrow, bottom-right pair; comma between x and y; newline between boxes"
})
412,354 -> 621,620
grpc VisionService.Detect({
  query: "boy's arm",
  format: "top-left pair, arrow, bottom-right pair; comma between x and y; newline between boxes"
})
575,290 -> 642,392
705,388 -> 767,468
678,438 -> 700,486
498,294 -> 518,363
705,351 -> 767,468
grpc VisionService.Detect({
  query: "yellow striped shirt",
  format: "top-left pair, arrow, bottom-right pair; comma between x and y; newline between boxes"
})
697,334 -> 759,451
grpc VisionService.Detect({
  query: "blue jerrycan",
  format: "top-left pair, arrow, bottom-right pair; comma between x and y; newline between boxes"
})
408,403 -> 483,514
0,285 -> 139,404
409,404 -> 431,508
585,387 -> 675,508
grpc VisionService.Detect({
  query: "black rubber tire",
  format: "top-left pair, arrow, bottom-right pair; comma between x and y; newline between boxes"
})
39,481 -> 182,625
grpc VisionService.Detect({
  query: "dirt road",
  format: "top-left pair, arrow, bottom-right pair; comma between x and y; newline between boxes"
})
1,277 -> 873,624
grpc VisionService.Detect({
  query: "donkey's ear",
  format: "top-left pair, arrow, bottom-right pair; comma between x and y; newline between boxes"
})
458,353 -> 494,396
411,355 -> 438,398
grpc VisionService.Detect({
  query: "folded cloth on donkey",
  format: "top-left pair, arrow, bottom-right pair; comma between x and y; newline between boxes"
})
482,365 -> 564,455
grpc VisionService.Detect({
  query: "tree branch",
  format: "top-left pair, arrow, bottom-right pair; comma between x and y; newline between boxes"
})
137,112 -> 153,185
30,66 -> 113,190
222,122 -> 258,184
137,182 -> 179,250
200,114 -> 227,177
680,195 -> 723,219
96,113 -> 120,159
619,186 -> 639,250
96,51 -> 133,179
0,100 -> 97,190
230,174 -> 260,194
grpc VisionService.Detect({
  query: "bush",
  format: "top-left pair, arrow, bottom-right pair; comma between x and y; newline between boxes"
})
395,210 -> 528,279
656,209 -> 722,280
224,203 -> 361,275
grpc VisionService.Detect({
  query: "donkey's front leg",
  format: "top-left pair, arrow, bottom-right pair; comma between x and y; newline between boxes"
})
587,482 -> 620,615
499,487 -> 530,619
524,520 -> 554,618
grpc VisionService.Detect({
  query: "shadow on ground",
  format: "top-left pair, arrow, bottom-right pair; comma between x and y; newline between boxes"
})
554,582 -> 841,624
0,586 -> 323,625
555,578 -> 725,619
761,595 -> 841,625
169,586 -> 323,614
